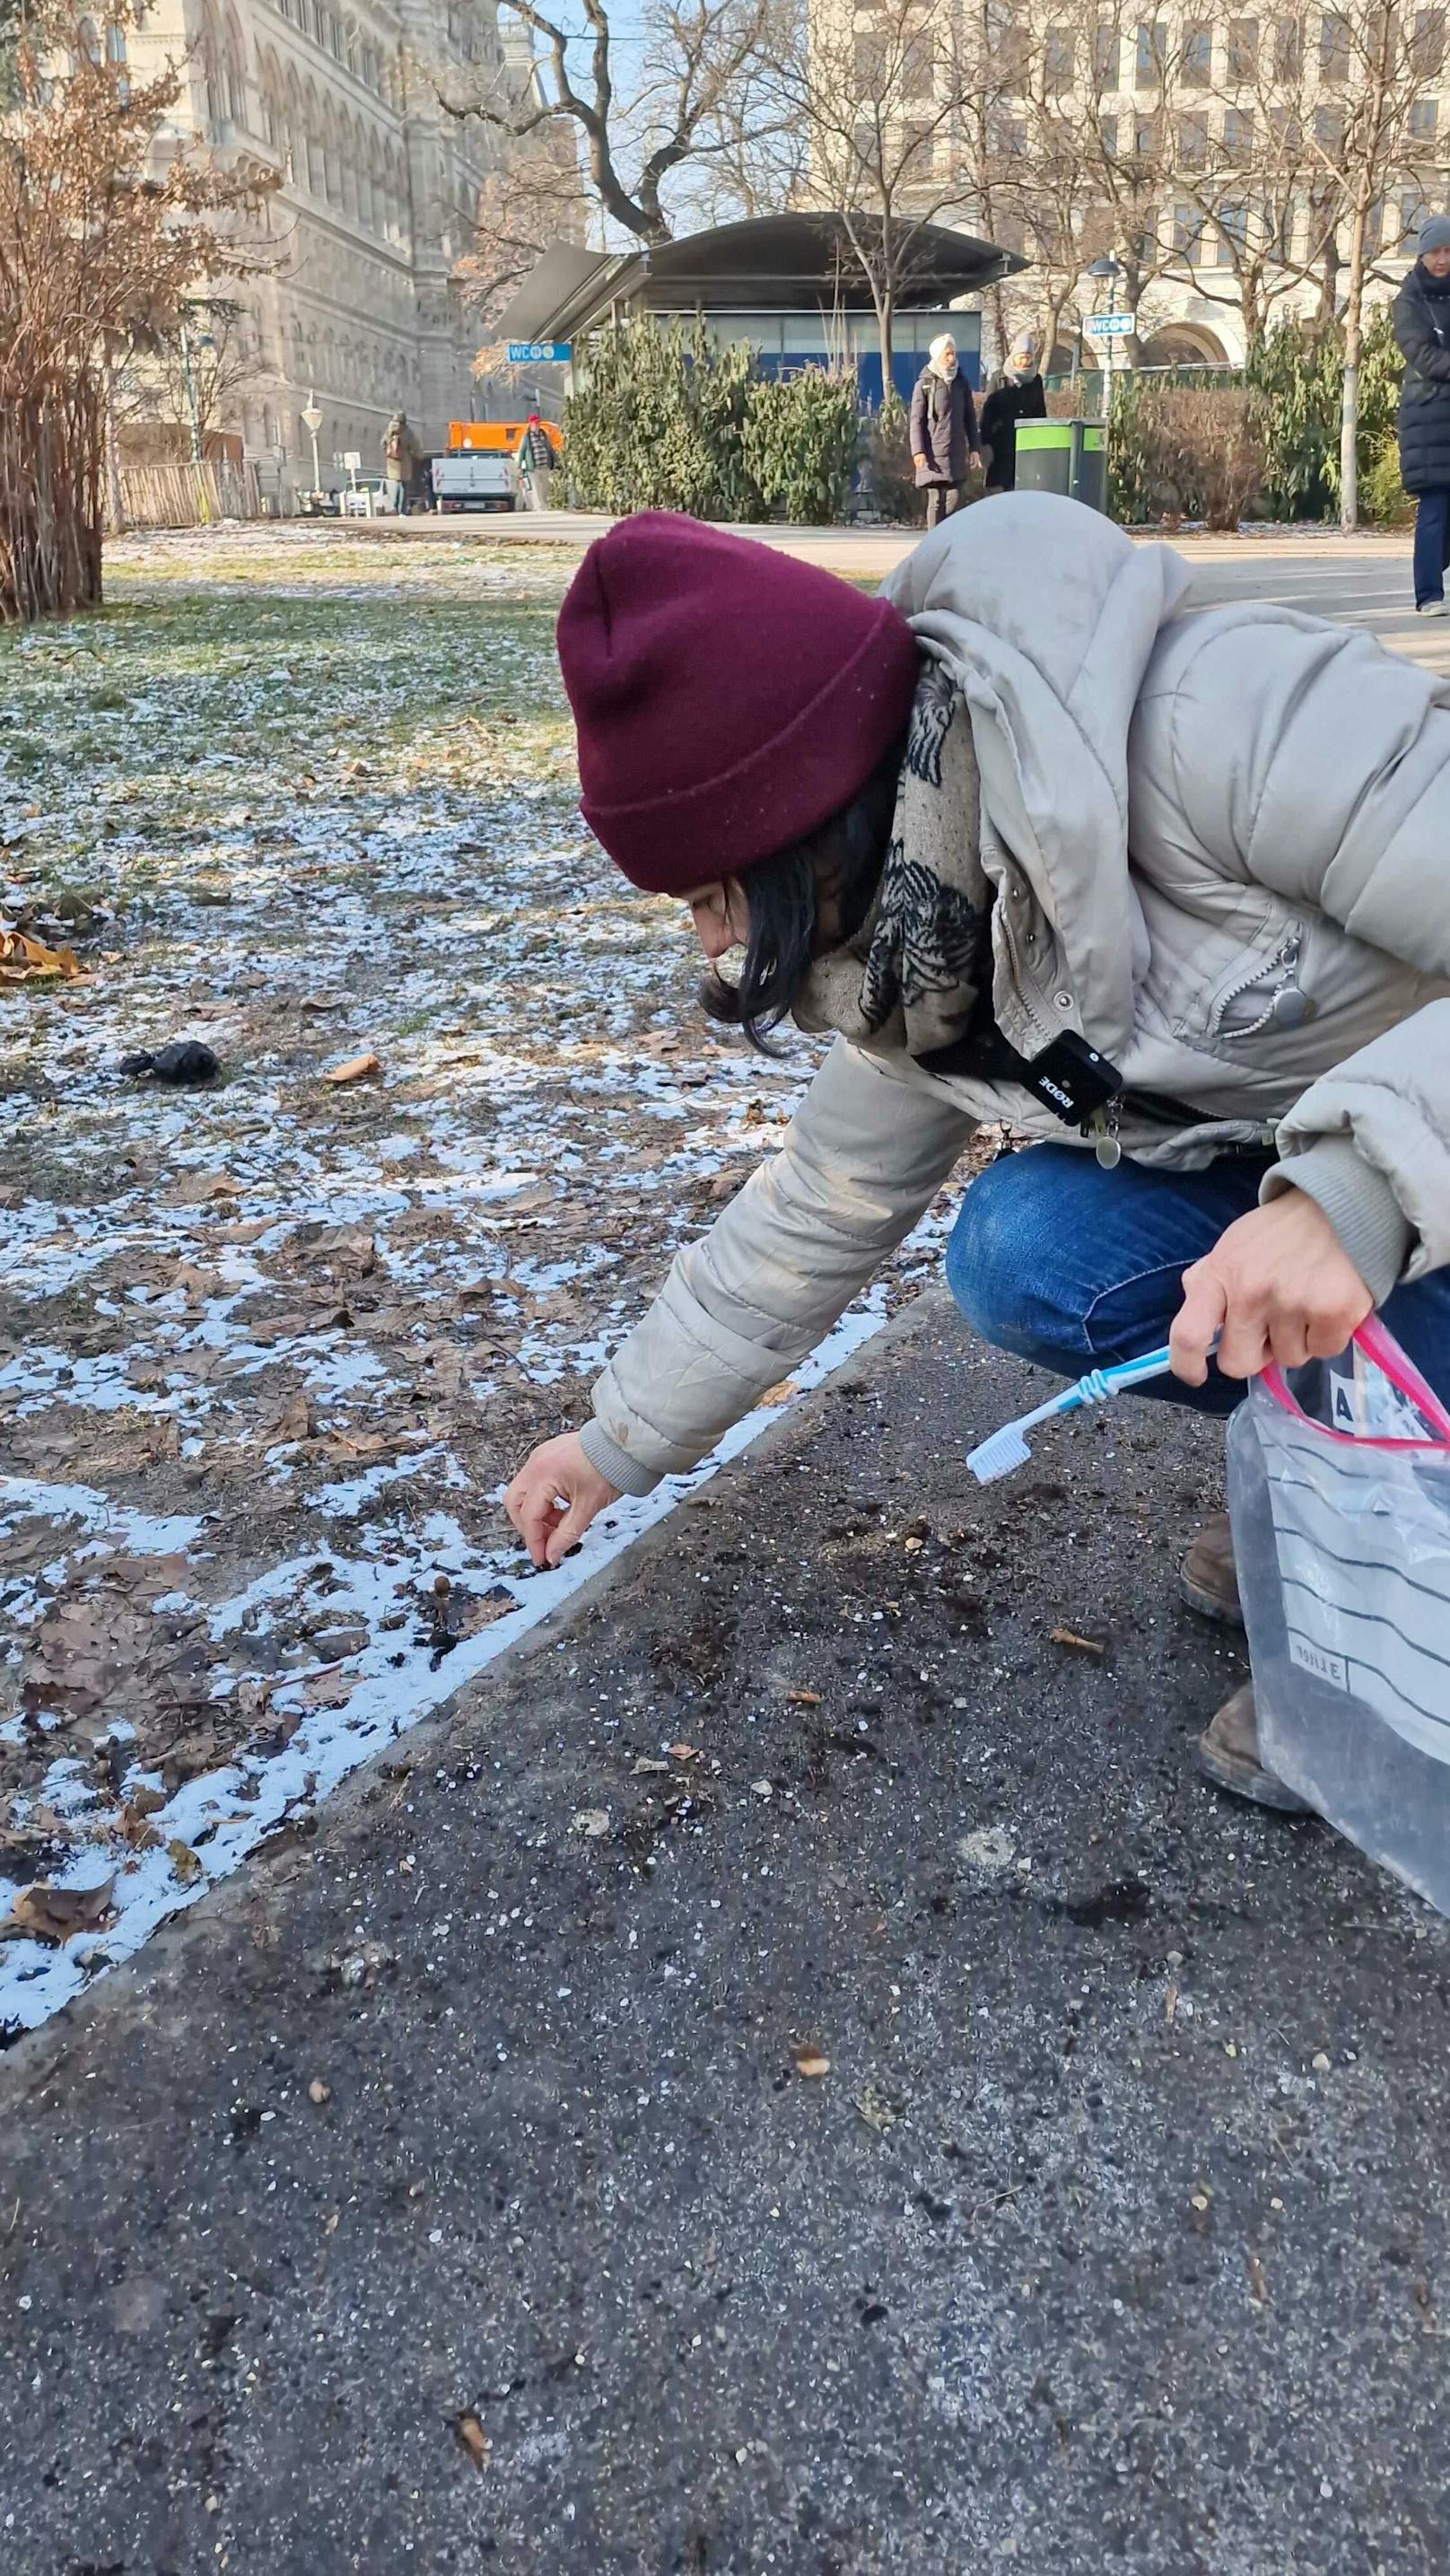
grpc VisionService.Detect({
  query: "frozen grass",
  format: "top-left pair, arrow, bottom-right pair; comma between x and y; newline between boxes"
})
0,524 -> 960,2034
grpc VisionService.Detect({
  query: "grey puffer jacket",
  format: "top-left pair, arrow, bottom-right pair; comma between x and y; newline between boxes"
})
580,494 -> 1450,1496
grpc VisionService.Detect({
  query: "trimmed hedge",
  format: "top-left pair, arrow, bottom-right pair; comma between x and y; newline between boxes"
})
564,315 -> 860,525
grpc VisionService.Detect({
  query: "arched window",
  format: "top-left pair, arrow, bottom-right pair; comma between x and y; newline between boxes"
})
283,74 -> 301,180
103,17 -> 129,98
225,41 -> 245,128
77,16 -> 102,64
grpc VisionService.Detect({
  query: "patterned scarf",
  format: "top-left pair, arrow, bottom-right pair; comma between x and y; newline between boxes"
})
792,660 -> 993,1061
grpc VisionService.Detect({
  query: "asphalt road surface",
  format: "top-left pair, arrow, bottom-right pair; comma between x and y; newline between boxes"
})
3,1301 -> 1446,2576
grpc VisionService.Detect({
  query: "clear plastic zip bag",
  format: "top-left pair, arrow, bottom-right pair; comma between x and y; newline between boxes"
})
1227,1319 -> 1450,1913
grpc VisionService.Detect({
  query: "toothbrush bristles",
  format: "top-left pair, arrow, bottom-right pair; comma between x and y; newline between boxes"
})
965,1428 -> 1034,1485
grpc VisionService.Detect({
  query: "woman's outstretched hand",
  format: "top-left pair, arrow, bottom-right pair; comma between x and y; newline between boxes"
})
1170,1188 -> 1375,1386
505,1433 -> 623,1570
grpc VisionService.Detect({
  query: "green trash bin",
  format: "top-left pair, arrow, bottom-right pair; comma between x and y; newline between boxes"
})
1013,417 -> 1106,513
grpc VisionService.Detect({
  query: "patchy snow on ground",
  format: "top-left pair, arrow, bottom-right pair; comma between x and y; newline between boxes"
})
0,524 -> 968,2035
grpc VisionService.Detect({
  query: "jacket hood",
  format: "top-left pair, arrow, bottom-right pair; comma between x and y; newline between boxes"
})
881,493 -> 1192,1061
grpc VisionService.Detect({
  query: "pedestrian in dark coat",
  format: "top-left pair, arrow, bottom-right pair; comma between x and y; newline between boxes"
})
1393,215 -> 1450,615
979,333 -> 1048,494
909,333 -> 982,529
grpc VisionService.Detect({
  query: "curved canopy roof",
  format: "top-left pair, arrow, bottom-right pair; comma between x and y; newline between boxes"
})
494,213 -> 1025,345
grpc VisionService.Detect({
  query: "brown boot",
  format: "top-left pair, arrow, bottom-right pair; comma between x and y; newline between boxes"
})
1180,1511 -> 1244,1627
1196,1684 -> 1312,1814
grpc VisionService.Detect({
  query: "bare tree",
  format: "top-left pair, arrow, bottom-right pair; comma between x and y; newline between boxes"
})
1149,17 -> 1323,348
1302,0 -> 1443,524
437,0 -> 787,250
0,4 -> 271,619
112,299 -> 263,458
772,0 -> 1001,377
998,11 -> 1131,371
454,133 -> 588,337
1006,1 -> 1177,357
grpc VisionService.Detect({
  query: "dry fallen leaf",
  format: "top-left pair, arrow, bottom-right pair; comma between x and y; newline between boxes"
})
301,1668 -> 354,1712
794,2047 -> 831,2080
7,1875 -> 116,1945
667,1742 -> 700,1763
0,926 -> 82,982
856,2082 -> 897,2134
266,1391 -> 314,1447
759,1380 -> 799,1408
162,1730 -> 233,1796
571,1809 -> 610,1839
784,1688 -> 822,1707
1050,1627 -> 1106,1658
166,1839 -> 204,1887
1245,2249 -> 1268,2305
455,2411 -> 491,2470
162,1172 -> 243,1208
322,1050 -> 380,1086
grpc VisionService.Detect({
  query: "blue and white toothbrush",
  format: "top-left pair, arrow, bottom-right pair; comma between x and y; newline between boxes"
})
965,1345 -> 1179,1485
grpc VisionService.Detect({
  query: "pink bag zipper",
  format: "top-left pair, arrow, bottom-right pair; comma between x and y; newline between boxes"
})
1262,1315 -> 1450,1451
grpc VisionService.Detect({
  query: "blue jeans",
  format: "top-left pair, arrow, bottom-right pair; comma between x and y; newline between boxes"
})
1413,486 -> 1450,607
946,1144 -> 1450,1409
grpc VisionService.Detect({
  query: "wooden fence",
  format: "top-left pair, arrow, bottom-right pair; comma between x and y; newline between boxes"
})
113,459 -> 269,530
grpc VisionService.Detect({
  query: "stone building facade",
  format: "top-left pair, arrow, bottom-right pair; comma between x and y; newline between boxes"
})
811,2 -> 1450,372
130,0 -> 536,491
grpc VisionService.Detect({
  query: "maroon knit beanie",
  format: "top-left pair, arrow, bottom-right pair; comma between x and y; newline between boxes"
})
556,513 -> 921,895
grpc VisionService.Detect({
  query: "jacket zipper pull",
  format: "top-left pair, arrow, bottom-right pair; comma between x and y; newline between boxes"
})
1087,1104 -> 1122,1170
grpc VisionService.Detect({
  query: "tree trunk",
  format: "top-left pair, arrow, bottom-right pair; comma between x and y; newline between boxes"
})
1340,197 -> 1369,533
104,367 -> 125,535
877,285 -> 895,394
1,374 -> 106,623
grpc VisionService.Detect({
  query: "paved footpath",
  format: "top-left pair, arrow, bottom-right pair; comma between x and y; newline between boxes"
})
3,1301 -> 1447,2575
364,510 -> 1449,671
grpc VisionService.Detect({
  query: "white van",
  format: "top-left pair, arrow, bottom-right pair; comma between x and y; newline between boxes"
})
430,452 -> 516,514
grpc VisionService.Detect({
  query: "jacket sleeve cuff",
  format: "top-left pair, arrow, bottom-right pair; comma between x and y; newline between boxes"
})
1261,1140 -> 1414,1306
579,1415 -> 660,1499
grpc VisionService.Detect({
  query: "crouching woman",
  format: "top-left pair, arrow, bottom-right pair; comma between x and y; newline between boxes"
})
506,499 -> 1450,1811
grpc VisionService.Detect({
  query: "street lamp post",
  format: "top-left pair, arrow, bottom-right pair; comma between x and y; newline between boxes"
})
301,391 -> 323,495
1087,255 -> 1122,421
179,318 -> 203,466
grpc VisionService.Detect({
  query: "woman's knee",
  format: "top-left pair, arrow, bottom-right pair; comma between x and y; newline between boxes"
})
945,1152 -> 1094,1370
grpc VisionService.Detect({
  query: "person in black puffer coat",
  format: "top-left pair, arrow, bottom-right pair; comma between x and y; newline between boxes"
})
979,333 -> 1048,494
1393,215 -> 1450,614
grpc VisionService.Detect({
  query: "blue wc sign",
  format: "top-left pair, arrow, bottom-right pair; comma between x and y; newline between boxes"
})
507,342 -> 572,364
